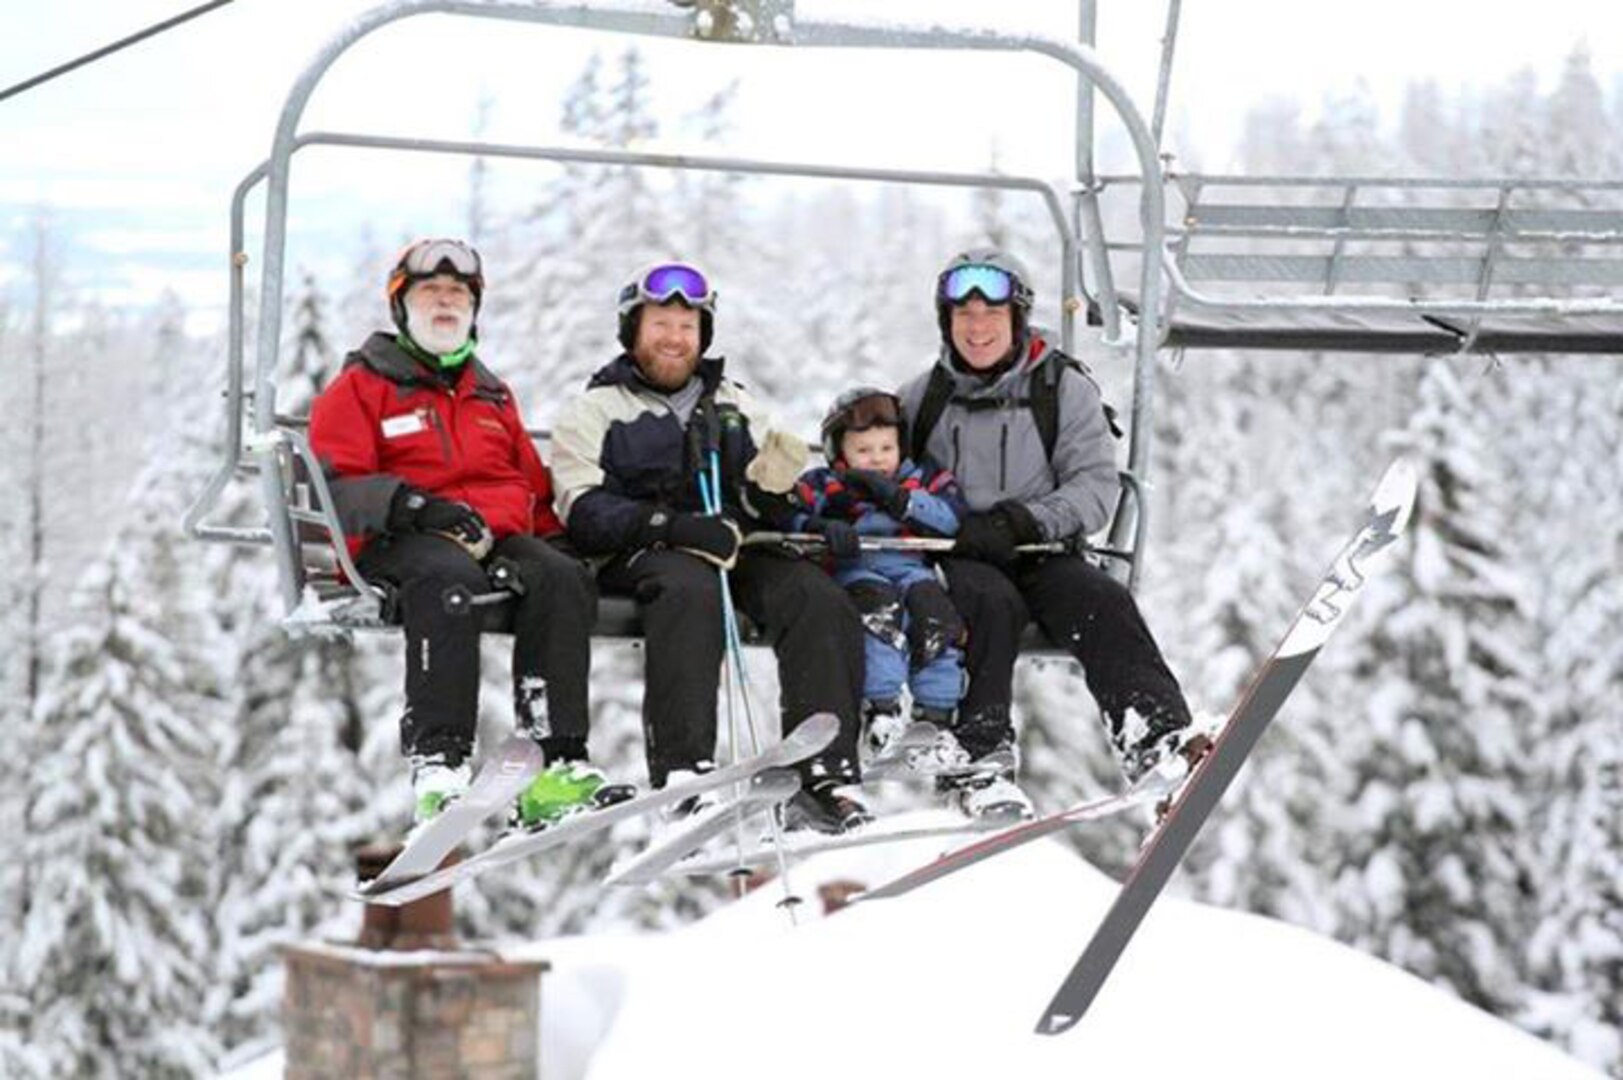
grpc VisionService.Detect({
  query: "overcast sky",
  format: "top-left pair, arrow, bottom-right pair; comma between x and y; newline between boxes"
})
3,0 -> 1620,317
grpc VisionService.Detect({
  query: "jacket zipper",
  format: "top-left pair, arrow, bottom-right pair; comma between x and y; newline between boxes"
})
432,392 -> 455,463
951,425 -> 961,477
999,422 -> 1009,492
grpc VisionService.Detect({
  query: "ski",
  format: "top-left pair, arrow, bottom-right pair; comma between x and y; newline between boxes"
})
1034,457 -> 1418,1035
360,734 -> 545,896
603,768 -> 802,887
666,792 -> 1151,879
353,712 -> 839,907
848,775 -> 1179,903
863,721 -> 1015,783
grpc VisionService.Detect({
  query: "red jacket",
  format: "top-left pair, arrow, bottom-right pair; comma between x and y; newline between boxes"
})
309,332 -> 563,557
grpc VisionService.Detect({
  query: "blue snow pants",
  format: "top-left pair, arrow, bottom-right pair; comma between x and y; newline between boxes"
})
835,553 -> 964,712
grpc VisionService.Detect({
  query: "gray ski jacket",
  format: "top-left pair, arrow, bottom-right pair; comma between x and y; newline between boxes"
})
896,330 -> 1118,542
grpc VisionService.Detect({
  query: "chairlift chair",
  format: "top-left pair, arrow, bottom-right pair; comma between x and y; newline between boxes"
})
183,0 -> 1175,644
183,0 -> 1623,645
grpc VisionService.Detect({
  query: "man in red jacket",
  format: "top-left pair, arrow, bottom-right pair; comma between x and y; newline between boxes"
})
309,238 -> 629,834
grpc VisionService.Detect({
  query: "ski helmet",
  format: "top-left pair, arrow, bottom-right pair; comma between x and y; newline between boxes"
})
386,237 -> 484,334
934,247 -> 1034,347
617,262 -> 718,354
820,386 -> 907,462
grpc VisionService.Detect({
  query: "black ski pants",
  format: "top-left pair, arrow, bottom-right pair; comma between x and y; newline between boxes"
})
357,532 -> 596,766
599,548 -> 864,787
941,554 -> 1191,760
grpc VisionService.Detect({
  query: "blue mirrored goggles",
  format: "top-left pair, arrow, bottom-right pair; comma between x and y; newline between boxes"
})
629,263 -> 716,311
939,263 -> 1015,305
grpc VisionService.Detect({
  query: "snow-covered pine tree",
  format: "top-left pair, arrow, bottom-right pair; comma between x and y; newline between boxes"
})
675,79 -> 746,267
1516,363 -> 1623,1076
467,91 -> 496,248
489,50 -> 651,418
17,443 -> 230,1077
1482,68 -> 1546,179
1520,529 -> 1623,1073
1544,44 -> 1617,180
207,270 -> 383,1056
1323,358 -> 1540,1017
0,290 -> 47,1080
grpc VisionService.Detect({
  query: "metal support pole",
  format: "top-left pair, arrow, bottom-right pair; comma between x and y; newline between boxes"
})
1149,0 -> 1182,149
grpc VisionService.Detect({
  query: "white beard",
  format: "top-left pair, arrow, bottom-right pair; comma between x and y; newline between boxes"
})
406,305 -> 473,356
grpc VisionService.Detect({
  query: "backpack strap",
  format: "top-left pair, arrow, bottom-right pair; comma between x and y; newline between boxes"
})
1028,353 -> 1066,461
909,364 -> 956,464
911,349 -> 1123,468
1029,351 -> 1124,459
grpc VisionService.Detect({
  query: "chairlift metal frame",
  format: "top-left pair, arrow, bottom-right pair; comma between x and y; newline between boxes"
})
184,0 -> 1174,637
184,0 -> 1623,640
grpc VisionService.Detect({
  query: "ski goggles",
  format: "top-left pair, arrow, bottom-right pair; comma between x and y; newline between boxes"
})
622,263 -> 717,312
939,263 -> 1016,305
831,389 -> 903,433
400,238 -> 483,279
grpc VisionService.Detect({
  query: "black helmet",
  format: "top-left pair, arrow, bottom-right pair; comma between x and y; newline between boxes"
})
617,262 -> 718,354
934,247 -> 1034,347
820,386 -> 907,462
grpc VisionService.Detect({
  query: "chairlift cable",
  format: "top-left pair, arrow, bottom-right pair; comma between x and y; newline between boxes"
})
0,0 -> 238,105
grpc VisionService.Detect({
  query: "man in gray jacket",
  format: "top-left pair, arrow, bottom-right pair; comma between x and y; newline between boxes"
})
897,249 -> 1200,817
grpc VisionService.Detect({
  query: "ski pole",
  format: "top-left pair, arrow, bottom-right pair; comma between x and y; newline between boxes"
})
698,457 -> 802,915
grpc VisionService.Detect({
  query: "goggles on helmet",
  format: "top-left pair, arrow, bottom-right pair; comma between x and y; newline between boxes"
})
939,263 -> 1016,306
821,387 -> 905,459
620,262 -> 716,314
834,390 -> 902,433
389,239 -> 484,312
402,238 -> 481,279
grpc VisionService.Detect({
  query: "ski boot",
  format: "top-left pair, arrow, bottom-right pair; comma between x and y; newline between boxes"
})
782,780 -> 873,835
1122,720 -> 1218,788
659,762 -> 721,823
406,757 -> 473,843
1122,715 -> 1221,823
510,760 -> 635,832
902,705 -> 971,775
936,738 -> 1034,821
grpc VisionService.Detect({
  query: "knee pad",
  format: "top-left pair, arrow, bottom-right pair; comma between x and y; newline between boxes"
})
904,580 -> 966,667
846,579 -> 905,652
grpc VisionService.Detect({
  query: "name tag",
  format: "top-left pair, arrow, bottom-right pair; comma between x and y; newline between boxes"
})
381,412 -> 427,438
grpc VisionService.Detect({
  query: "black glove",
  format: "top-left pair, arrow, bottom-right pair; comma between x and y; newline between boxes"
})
952,511 -> 1019,565
807,516 -> 861,560
953,501 -> 1043,565
388,486 -> 492,554
740,480 -> 799,530
844,469 -> 911,519
664,512 -> 742,568
993,499 -> 1044,545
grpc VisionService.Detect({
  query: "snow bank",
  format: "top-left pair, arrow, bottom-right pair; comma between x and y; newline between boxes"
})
506,814 -> 1600,1080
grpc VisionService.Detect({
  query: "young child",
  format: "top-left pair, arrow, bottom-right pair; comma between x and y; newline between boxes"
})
791,387 -> 970,764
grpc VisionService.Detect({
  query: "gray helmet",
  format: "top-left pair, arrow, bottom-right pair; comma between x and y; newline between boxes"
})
934,247 -> 1035,345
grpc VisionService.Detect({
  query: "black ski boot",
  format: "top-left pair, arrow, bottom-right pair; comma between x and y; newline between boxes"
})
782,780 -> 873,835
